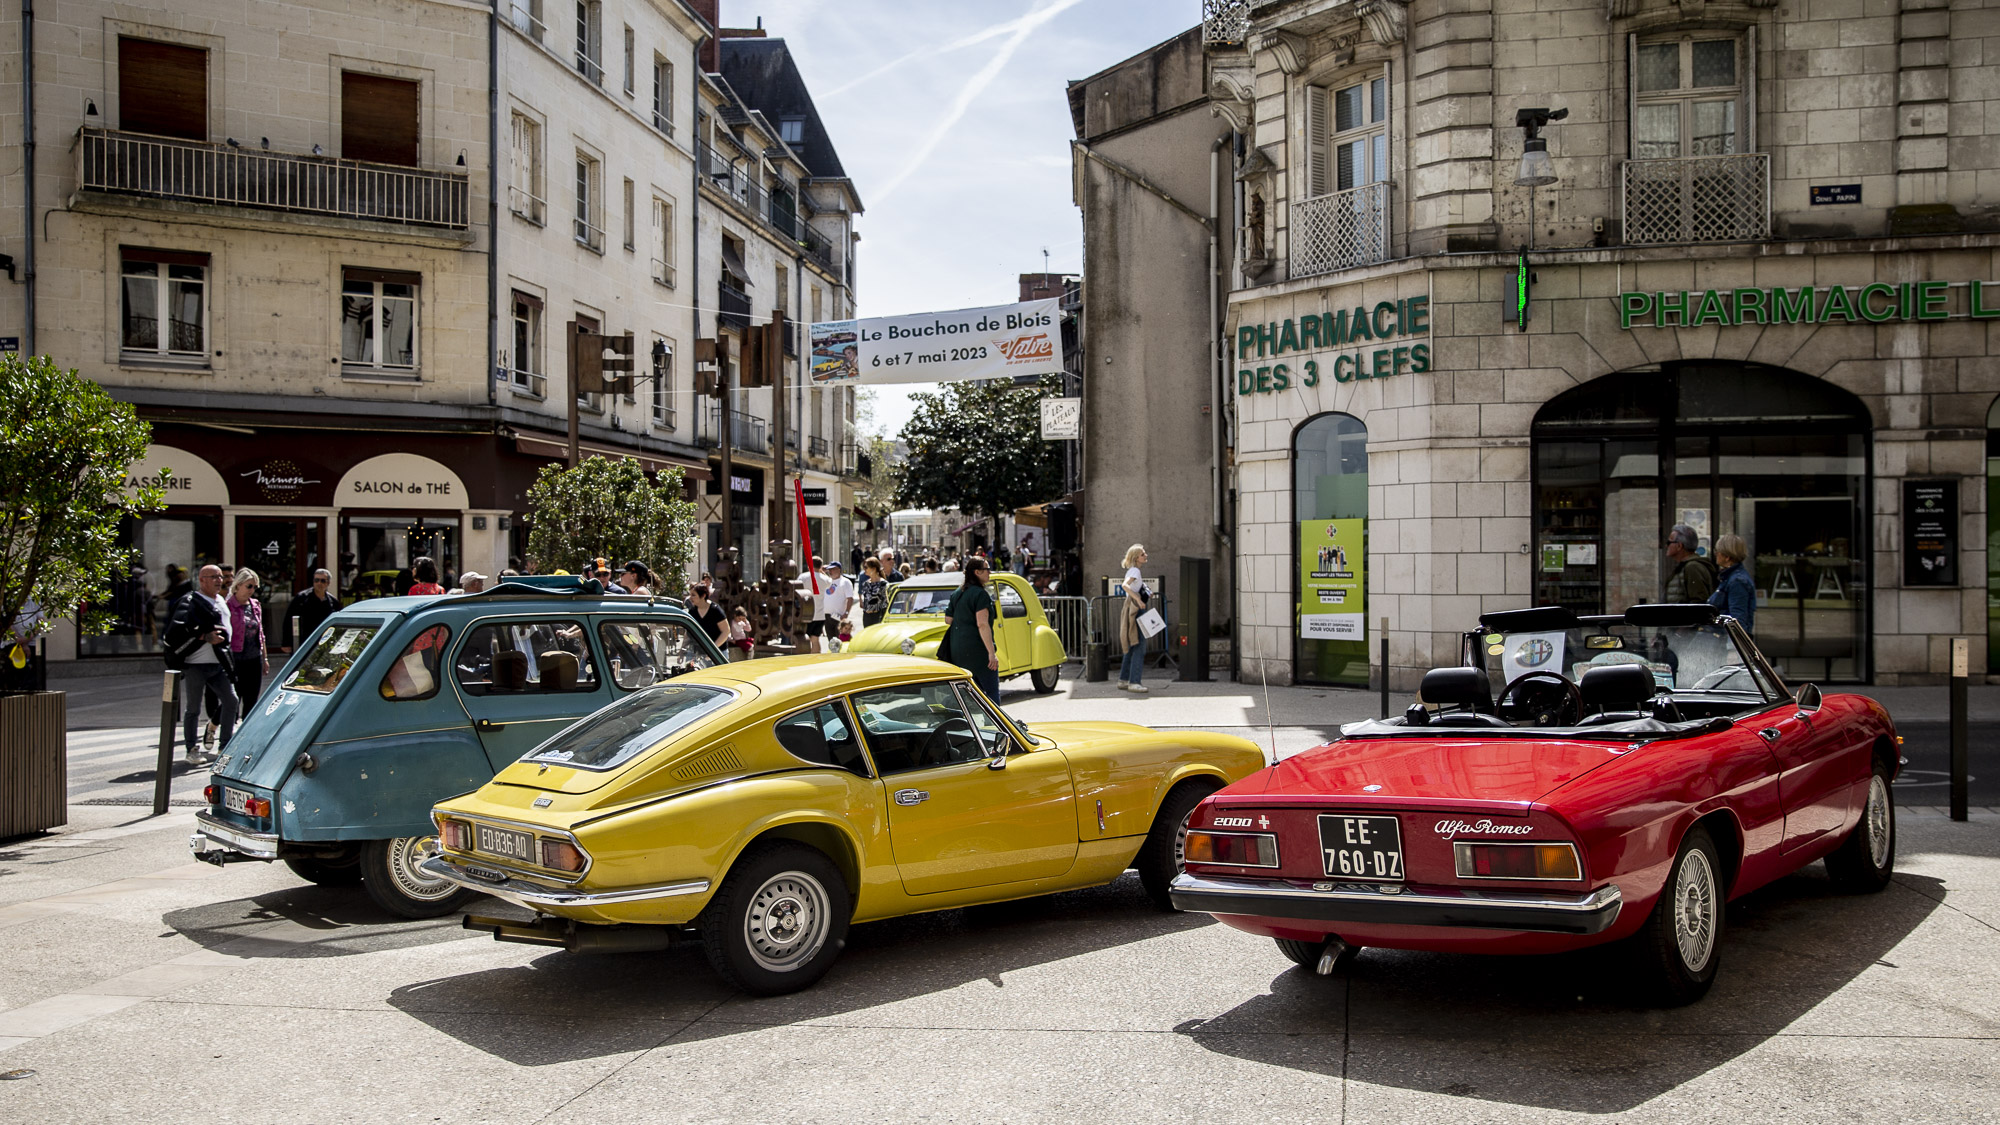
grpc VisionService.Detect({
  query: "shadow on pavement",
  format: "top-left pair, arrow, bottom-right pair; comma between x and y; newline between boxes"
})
162,883 -> 493,958
384,874 -> 1214,1067
1180,866 -> 1945,1113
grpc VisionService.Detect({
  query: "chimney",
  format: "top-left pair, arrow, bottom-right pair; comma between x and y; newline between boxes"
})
689,0 -> 719,71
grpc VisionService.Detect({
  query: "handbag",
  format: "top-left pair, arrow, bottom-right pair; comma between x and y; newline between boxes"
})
1135,607 -> 1167,639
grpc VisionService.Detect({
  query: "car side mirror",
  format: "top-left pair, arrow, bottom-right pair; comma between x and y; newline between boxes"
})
986,748 -> 1009,770
1795,682 -> 1822,714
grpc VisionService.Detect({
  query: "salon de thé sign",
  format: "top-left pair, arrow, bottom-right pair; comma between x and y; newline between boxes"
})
1236,296 -> 1431,396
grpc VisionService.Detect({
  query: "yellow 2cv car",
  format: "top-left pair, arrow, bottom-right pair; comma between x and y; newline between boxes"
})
424,654 -> 1263,994
847,571 -> 1068,693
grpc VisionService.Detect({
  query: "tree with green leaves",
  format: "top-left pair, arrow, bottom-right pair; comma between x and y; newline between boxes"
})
0,354 -> 164,652
895,374 -> 1064,539
523,457 -> 697,595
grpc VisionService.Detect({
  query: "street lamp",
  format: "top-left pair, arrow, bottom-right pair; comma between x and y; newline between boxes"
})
1513,106 -> 1567,186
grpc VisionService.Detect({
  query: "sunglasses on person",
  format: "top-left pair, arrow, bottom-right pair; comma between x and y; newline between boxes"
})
314,577 -> 329,584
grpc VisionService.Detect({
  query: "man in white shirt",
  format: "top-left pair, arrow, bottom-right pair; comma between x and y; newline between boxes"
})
820,561 -> 855,652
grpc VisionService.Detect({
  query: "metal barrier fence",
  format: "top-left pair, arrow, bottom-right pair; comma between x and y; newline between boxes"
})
1041,596 -> 1090,662
1090,592 -> 1177,669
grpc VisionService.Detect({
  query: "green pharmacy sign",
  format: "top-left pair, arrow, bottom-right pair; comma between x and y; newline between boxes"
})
1235,297 -> 1431,396
1618,280 -> 2000,329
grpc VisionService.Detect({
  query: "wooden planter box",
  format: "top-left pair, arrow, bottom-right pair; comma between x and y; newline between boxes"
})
0,691 -> 66,838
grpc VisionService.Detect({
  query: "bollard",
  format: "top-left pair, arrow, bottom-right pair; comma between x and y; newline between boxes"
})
1378,616 -> 1390,719
154,669 -> 183,817
1084,640 -> 1108,683
1951,637 -> 1968,822
290,615 -> 301,654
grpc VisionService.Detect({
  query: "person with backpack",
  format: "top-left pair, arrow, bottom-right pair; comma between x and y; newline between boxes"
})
163,564 -> 239,763
1663,524 -> 1718,605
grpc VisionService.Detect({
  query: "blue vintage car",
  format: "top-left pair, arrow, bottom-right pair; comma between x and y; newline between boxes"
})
189,575 -> 726,917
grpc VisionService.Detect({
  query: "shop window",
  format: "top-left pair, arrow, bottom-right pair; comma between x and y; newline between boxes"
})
381,625 -> 450,700
511,289 -> 545,396
1305,74 -> 1387,198
455,620 -> 599,695
78,512 -> 222,656
118,37 -> 206,141
1293,412 -> 1369,687
341,72 -> 420,166
120,249 -> 209,364
509,111 -> 546,224
575,152 -> 603,251
340,268 -> 419,376
341,515 -> 456,600
1633,36 -> 1744,159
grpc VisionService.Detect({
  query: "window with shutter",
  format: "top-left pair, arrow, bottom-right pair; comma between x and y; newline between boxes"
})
1304,85 -> 1330,199
342,73 -> 420,166
118,38 -> 207,141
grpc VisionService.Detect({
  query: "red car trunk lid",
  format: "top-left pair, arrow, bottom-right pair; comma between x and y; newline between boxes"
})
1241,735 -> 1632,807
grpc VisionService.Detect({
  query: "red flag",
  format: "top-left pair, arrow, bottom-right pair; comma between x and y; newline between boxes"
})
795,477 -> 819,594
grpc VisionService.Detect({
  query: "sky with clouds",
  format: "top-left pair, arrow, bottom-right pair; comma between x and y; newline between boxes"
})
734,0 -> 1199,437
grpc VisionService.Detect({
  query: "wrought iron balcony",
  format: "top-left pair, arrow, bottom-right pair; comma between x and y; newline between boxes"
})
717,282 -> 751,334
698,140 -> 841,276
1290,181 -> 1389,280
702,406 -> 767,453
809,436 -> 830,460
77,128 -> 469,231
1623,153 -> 1770,245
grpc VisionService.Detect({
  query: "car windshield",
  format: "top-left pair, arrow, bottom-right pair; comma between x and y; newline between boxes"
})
1481,622 -> 1773,700
888,586 -> 953,615
521,683 -> 734,771
279,623 -> 379,694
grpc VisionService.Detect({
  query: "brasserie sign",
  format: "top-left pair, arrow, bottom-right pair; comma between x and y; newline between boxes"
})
1619,280 -> 2000,329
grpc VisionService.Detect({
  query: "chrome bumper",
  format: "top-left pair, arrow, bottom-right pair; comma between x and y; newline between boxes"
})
1169,873 -> 1623,935
189,811 -> 280,864
419,854 -> 711,913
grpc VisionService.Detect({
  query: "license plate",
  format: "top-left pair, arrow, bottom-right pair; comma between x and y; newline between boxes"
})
475,824 -> 534,863
222,787 -> 253,815
1318,814 -> 1404,881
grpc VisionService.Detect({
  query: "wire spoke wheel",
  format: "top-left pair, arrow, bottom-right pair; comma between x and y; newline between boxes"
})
742,870 -> 832,973
1865,775 -> 1891,869
1672,848 -> 1717,974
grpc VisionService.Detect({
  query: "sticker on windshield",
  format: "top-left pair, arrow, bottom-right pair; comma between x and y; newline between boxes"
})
1514,638 -> 1555,668
1486,644 -> 1505,656
1483,633 -> 1503,644
1499,630 -> 1566,684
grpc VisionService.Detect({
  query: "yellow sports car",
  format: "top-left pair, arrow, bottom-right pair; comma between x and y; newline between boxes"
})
424,654 -> 1263,994
847,571 -> 1068,693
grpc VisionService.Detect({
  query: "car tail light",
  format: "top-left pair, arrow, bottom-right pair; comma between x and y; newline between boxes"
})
1454,841 -> 1581,881
242,796 -> 272,818
1184,831 -> 1279,868
203,785 -> 217,804
539,838 -> 586,872
438,819 -> 469,852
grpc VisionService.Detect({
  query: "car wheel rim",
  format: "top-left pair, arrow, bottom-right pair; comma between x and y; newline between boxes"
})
1172,805 -> 1196,871
387,836 -> 458,901
1865,774 -> 1892,869
1673,848 -> 1717,973
743,870 -> 831,973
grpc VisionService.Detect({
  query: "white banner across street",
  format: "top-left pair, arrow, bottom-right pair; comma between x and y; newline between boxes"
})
808,299 -> 1062,385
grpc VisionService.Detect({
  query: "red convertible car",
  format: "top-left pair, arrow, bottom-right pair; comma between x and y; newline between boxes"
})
1170,604 -> 1899,1004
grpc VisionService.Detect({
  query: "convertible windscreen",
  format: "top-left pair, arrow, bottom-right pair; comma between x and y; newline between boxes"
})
887,587 -> 952,615
522,683 -> 734,771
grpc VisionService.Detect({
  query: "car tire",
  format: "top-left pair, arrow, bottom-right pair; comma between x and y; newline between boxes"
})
1274,936 -> 1360,972
1136,778 -> 1223,911
699,842 -> 850,996
1029,664 -> 1060,694
1825,758 -> 1896,893
1630,824 -> 1724,1006
284,848 -> 362,887
360,836 -> 473,919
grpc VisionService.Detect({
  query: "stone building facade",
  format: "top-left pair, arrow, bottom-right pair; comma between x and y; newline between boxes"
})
1078,0 -> 2000,686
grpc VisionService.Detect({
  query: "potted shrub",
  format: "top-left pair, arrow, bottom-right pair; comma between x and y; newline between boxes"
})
0,354 -> 163,838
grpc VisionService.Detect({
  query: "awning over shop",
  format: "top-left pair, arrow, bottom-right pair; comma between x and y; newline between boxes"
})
513,435 -> 712,480
1013,503 -> 1056,528
949,519 -> 982,536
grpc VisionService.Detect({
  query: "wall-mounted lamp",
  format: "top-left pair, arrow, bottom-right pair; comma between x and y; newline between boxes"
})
1514,107 -> 1568,186
84,99 -> 99,124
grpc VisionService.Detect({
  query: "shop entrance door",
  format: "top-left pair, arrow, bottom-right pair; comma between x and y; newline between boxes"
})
237,517 -> 324,651
1293,413 -> 1370,686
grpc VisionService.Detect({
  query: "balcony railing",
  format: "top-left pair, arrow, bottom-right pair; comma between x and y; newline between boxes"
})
652,257 -> 675,287
809,436 -> 830,460
508,185 -> 544,226
718,282 -> 751,334
507,1 -> 546,43
77,128 -> 469,230
1290,181 -> 1389,279
698,140 -> 841,276
1623,152 -> 1770,245
702,406 -> 767,453
574,213 -> 603,252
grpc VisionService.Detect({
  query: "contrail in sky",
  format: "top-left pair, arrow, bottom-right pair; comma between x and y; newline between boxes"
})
824,0 -> 1077,98
867,0 -> 1086,203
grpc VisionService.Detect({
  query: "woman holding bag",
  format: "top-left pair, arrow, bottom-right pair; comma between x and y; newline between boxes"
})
1119,544 -> 1152,694
942,557 -> 1001,702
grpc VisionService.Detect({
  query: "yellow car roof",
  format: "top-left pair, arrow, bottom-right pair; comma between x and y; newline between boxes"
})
682,652 -> 967,696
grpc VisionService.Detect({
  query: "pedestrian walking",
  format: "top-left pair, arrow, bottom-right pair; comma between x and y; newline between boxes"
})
879,548 -> 906,583
293,568 -> 340,645
688,584 -> 728,649
227,568 -> 271,709
801,557 -> 828,653
1663,524 -> 1718,604
821,562 -> 855,651
859,557 -> 889,628
408,557 -> 446,596
849,542 -> 865,576
1119,544 -> 1152,694
1707,533 -> 1756,631
163,564 -> 239,761
942,556 -> 1001,701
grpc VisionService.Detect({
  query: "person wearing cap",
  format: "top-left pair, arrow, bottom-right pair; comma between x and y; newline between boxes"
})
452,572 -> 488,595
820,560 -> 855,651
617,560 -> 654,596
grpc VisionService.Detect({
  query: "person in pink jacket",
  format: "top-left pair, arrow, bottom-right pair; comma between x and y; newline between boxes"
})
227,569 -> 270,708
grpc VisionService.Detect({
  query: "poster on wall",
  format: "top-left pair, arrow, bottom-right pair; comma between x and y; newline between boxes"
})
809,299 -> 1061,386
1299,519 -> 1365,640
1903,479 -> 1958,586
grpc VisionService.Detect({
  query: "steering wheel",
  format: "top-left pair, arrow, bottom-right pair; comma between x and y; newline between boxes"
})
918,717 -> 978,766
1497,671 -> 1584,726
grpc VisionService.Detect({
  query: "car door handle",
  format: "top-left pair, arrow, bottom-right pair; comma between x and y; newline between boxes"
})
1758,727 -> 1780,744
893,789 -> 929,805
475,718 -> 506,731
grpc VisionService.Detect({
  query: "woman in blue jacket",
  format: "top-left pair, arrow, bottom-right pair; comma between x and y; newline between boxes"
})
1707,533 -> 1756,631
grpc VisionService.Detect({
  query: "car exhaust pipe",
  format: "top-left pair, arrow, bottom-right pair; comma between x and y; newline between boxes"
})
1315,937 -> 1350,976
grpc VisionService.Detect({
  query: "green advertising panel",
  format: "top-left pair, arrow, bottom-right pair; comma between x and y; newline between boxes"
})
1299,518 -> 1366,640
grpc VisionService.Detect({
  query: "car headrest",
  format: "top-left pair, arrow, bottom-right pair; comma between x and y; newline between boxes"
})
1579,663 -> 1656,709
491,649 -> 528,692
540,650 -> 579,691
1420,666 -> 1493,711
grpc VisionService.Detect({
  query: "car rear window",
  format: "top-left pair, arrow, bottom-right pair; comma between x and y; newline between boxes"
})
280,623 -> 379,695
522,683 -> 734,771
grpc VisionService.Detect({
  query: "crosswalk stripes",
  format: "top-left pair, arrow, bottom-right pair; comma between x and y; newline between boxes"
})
65,726 -> 211,807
